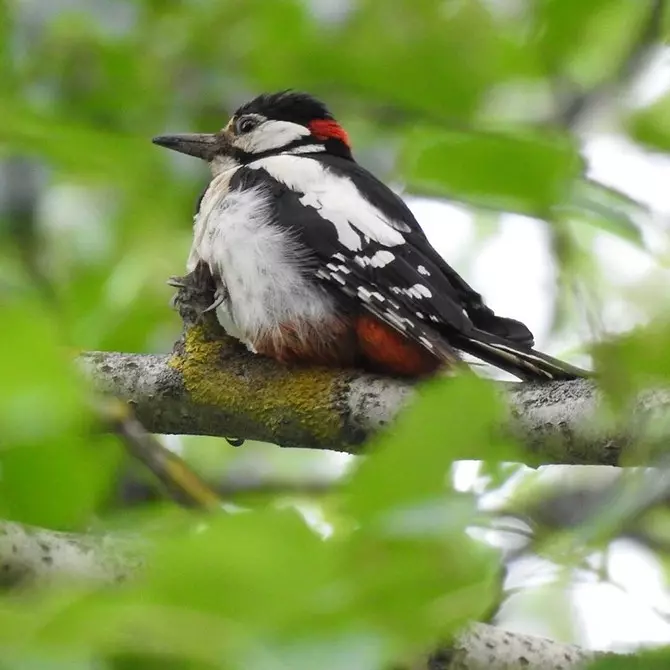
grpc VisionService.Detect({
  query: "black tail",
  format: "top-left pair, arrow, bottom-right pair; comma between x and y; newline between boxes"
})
455,331 -> 588,382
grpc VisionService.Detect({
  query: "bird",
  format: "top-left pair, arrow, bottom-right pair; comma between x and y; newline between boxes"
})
153,90 -> 586,382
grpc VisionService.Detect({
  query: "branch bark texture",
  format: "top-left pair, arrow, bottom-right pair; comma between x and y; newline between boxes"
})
427,623 -> 608,670
0,521 -> 140,586
0,520 -> 611,669
78,341 -> 667,465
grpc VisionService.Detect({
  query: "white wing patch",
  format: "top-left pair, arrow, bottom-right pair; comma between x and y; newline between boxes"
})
354,250 -> 395,268
388,284 -> 432,300
320,262 -> 454,362
410,283 -> 432,298
251,155 -> 409,251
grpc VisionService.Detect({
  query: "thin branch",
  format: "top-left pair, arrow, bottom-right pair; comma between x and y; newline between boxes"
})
116,469 -> 342,506
98,397 -> 223,510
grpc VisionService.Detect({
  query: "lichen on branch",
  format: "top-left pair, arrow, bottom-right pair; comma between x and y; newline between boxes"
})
169,324 -> 349,448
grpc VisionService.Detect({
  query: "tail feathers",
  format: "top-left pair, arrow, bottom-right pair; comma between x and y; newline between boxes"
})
456,334 -> 588,381
468,310 -> 536,348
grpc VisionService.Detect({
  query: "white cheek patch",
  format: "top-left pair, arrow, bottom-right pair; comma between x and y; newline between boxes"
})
237,120 -> 311,154
251,155 -> 409,252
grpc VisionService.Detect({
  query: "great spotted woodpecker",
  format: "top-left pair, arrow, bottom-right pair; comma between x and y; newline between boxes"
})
154,91 -> 585,381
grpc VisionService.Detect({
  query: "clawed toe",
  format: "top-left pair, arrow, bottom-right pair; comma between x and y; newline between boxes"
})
202,286 -> 227,313
167,275 -> 189,288
202,294 -> 225,313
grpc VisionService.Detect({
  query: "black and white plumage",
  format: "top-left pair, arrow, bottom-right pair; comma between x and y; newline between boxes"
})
153,91 -> 586,381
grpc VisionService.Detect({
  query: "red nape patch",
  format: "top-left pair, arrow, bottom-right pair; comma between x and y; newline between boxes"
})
308,119 -> 350,147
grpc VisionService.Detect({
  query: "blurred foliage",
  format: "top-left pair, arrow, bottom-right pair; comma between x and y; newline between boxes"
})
1,0 -> 670,667
588,648 -> 670,668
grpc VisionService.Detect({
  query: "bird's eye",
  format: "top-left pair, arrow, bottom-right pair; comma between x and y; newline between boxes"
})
235,116 -> 258,134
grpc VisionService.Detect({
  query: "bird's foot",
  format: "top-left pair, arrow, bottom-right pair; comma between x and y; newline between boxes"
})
202,285 -> 227,313
168,263 -> 220,328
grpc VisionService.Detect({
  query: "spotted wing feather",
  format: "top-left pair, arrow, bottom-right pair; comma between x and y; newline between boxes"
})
229,161 -> 584,381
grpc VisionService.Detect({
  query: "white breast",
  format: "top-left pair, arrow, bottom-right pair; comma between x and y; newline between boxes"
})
188,169 -> 337,347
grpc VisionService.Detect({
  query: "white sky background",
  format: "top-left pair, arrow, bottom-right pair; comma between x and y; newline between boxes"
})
405,55 -> 670,652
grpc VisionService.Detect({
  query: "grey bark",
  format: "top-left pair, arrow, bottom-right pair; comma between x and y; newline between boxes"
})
78,349 -> 665,465
0,521 -> 141,586
0,519 -> 611,669
429,623 -> 609,669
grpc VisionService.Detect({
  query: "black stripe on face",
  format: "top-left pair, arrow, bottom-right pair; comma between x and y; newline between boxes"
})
233,136 -> 327,163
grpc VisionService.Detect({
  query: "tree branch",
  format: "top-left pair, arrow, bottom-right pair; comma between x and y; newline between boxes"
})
423,623 -> 608,670
78,340 -> 669,465
0,521 -> 141,587
0,519 -> 611,669
76,268 -> 662,465
98,396 -> 224,509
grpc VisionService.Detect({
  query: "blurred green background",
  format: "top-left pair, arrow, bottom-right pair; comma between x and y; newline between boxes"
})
2,0 -> 670,668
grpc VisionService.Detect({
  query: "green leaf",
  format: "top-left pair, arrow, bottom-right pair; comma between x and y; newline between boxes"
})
402,128 -> 580,216
592,319 -> 670,403
628,91 -> 670,154
341,376 -> 510,646
535,0 -> 654,88
0,300 -> 118,529
0,103 -> 159,184
561,178 -> 648,248
141,510 -> 341,638
239,0 -> 539,123
587,649 -> 670,669
346,375 -> 513,520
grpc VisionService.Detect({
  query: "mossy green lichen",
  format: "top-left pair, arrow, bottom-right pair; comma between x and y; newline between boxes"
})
168,326 -> 346,446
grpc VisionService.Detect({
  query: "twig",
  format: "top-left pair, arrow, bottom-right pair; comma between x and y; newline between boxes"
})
97,398 -> 223,510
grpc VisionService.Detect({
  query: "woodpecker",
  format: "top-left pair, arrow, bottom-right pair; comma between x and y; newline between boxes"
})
153,90 -> 585,381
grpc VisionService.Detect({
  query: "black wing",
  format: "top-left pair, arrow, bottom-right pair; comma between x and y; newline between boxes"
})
229,162 -> 585,381
313,154 -> 537,346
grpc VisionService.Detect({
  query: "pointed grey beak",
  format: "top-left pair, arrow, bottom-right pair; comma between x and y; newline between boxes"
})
152,133 -> 218,160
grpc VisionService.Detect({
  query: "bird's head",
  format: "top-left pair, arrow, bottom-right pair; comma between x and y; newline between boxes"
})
153,91 -> 352,174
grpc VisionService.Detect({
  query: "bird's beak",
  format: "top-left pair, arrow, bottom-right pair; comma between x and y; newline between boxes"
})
152,133 -> 218,160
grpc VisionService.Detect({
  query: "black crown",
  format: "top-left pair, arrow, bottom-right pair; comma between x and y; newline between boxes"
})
234,90 -> 334,126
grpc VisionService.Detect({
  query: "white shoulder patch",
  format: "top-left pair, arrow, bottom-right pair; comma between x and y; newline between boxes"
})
286,144 -> 327,155
250,155 -> 408,252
